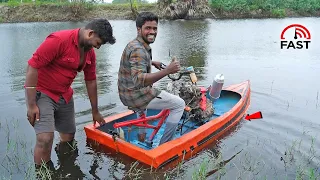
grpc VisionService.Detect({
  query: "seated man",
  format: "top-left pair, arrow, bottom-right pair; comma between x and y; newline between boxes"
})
117,12 -> 185,145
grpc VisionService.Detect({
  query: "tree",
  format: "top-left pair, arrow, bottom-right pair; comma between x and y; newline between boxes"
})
111,0 -> 148,19
158,0 -> 216,19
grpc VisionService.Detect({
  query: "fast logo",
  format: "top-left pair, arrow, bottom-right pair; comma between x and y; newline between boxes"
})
280,24 -> 311,49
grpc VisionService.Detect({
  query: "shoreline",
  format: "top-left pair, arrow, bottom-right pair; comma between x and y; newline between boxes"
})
0,3 -> 319,24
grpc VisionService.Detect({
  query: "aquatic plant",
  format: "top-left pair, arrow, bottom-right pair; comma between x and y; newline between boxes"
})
0,119 -> 37,180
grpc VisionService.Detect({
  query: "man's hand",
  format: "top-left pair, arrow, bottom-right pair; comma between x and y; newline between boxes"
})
92,110 -> 105,126
152,61 -> 162,70
27,104 -> 40,126
143,60 -> 180,86
165,61 -> 180,74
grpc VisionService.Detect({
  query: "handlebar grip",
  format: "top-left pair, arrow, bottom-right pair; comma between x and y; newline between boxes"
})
160,63 -> 167,69
162,62 -> 192,81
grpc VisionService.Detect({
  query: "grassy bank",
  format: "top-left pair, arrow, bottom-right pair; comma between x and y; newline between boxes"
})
210,0 -> 320,18
0,0 -> 320,23
0,2 -> 158,23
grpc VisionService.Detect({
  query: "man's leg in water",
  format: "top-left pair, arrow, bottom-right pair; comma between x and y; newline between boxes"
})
33,92 -> 56,170
146,90 -> 185,145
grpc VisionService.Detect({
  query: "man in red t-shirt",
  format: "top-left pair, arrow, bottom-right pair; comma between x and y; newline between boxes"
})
24,19 -> 116,171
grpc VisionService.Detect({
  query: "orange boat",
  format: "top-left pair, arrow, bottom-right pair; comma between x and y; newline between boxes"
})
84,80 -> 251,168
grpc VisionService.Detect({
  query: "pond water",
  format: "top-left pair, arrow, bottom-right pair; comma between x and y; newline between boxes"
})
0,17 -> 320,179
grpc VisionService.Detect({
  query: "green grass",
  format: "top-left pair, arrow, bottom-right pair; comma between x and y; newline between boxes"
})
271,8 -> 286,17
191,159 -> 209,180
0,119 -> 37,179
0,0 -> 156,7
0,0 -> 157,17
7,0 -> 20,7
1,0 -> 319,21
210,0 -> 320,14
2,0 -> 96,9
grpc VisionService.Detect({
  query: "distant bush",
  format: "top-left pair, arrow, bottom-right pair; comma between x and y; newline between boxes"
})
7,0 -> 20,7
271,8 -> 286,18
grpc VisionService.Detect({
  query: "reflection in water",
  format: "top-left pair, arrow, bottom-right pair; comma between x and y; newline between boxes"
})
75,103 -> 117,118
72,56 -> 113,99
156,20 -> 209,64
162,120 -> 245,179
159,20 -> 209,67
154,20 -> 209,89
89,153 -> 102,180
5,26 -> 28,94
54,140 -> 85,179
86,140 -> 126,180
205,149 -> 243,178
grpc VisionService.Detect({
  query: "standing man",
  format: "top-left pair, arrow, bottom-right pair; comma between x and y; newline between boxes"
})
117,12 -> 185,145
24,19 -> 116,170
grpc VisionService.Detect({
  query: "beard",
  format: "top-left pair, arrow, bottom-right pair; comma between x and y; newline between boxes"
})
82,41 -> 93,52
142,34 -> 156,44
83,44 -> 92,52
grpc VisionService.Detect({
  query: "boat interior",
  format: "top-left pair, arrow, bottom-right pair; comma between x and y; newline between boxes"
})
97,90 -> 241,150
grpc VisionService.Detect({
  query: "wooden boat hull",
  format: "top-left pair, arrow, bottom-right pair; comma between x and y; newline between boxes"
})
84,80 -> 251,168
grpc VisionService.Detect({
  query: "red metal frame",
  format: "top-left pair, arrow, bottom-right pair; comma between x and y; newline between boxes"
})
113,109 -> 170,141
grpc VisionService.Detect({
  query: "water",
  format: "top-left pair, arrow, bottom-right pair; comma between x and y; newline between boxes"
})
0,18 -> 320,179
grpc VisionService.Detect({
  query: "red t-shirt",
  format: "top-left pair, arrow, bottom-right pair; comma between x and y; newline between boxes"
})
28,28 -> 96,104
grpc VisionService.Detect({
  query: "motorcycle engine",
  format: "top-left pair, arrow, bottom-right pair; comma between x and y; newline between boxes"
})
167,80 -> 214,122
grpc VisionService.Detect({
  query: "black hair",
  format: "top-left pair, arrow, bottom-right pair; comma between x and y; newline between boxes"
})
136,12 -> 158,28
85,18 -> 116,44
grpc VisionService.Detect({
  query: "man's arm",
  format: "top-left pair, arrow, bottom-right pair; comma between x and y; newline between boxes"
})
85,80 -> 99,113
151,61 -> 162,70
84,50 -> 98,112
25,65 -> 38,107
83,51 -> 105,125
25,34 -> 62,125
129,48 -> 180,87
85,80 -> 105,125
143,69 -> 171,86
25,35 -> 62,106
25,65 -> 39,125
143,60 -> 181,86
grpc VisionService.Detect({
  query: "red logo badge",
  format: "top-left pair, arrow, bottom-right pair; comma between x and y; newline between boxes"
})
280,24 -> 311,49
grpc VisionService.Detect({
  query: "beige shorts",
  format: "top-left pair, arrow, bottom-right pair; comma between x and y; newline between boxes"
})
34,91 -> 76,135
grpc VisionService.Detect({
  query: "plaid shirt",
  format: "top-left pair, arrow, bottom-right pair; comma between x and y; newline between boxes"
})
118,36 -> 161,110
